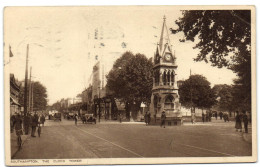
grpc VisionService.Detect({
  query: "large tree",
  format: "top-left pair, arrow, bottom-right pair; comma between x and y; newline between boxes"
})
19,81 -> 48,111
106,52 -> 153,119
172,10 -> 251,111
213,84 -> 234,115
179,75 -> 216,112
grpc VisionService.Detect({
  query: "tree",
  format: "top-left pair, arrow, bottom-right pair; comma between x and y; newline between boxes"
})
106,52 -> 153,119
179,75 -> 216,112
19,81 -> 48,111
172,10 -> 251,111
213,84 -> 234,115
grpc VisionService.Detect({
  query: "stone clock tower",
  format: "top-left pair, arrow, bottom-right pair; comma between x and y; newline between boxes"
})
150,16 -> 182,126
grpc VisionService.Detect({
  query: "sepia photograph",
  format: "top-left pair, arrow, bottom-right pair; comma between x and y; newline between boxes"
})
4,6 -> 256,165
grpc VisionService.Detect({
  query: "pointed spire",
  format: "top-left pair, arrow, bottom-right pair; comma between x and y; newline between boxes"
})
159,15 -> 170,52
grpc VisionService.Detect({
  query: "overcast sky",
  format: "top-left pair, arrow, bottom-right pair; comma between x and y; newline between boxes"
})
4,7 -> 237,104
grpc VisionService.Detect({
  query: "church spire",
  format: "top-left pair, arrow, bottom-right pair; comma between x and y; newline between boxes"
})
159,15 -> 171,52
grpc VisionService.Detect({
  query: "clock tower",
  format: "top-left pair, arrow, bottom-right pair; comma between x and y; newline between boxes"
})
150,16 -> 182,126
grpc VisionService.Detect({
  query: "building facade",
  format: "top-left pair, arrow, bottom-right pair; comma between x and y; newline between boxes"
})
10,74 -> 21,115
149,16 -> 182,126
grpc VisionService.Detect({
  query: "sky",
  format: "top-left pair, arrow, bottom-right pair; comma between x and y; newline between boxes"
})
4,6 -> 237,105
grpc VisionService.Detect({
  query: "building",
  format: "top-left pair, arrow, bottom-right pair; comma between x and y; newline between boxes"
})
10,74 -> 21,115
149,16 -> 182,126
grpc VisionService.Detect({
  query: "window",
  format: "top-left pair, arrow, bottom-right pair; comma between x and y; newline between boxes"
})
171,71 -> 175,85
164,95 -> 174,109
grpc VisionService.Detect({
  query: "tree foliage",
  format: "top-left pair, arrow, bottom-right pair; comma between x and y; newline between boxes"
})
172,10 -> 251,111
179,75 -> 216,110
106,51 -> 153,118
212,84 -> 233,112
19,81 -> 48,111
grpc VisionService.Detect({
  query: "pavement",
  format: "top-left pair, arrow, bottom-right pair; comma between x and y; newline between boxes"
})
11,118 -> 252,159
10,131 -> 30,158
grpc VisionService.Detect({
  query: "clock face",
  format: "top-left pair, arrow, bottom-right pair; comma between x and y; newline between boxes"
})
165,53 -> 171,61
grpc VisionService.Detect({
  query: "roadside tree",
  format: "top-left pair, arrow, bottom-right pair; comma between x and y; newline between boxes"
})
106,52 -> 153,120
179,75 -> 217,112
172,10 -> 251,111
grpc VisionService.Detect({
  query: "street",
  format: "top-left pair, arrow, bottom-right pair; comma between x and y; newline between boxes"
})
12,119 -> 252,159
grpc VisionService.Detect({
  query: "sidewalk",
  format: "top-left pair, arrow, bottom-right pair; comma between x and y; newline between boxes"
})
11,131 -> 30,158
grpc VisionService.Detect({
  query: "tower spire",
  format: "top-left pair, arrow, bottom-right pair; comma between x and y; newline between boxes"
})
159,15 -> 170,52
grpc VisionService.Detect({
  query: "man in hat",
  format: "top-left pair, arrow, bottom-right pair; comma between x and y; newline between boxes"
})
160,110 -> 166,128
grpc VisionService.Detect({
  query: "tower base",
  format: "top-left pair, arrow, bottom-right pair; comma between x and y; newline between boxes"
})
150,116 -> 183,126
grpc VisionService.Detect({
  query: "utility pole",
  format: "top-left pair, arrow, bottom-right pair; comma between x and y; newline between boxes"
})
190,69 -> 193,113
23,44 -> 29,134
31,82 -> 34,113
23,44 -> 29,117
28,67 -> 32,114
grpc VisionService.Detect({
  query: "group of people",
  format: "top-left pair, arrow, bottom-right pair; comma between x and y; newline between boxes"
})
235,111 -> 249,133
201,111 -> 213,123
11,113 -> 46,138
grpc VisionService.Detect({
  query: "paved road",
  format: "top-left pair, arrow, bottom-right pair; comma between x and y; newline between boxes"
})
12,119 -> 252,159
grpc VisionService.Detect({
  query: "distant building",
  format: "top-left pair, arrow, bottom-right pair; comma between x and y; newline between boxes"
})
10,74 -> 21,115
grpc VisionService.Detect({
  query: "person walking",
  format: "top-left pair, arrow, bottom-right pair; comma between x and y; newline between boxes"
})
202,112 -> 205,123
40,114 -> 45,127
144,112 -> 148,126
74,114 -> 78,126
242,111 -> 249,133
31,114 -> 38,137
219,111 -> 223,120
235,111 -> 242,132
14,114 -> 23,148
147,112 -> 151,125
215,112 -> 218,120
160,111 -> 166,128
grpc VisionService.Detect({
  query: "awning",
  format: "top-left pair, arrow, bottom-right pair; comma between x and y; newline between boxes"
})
10,96 -> 21,106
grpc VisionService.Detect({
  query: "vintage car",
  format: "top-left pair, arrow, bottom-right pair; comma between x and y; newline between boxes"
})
54,113 -> 62,121
83,114 -> 96,124
67,112 -> 74,120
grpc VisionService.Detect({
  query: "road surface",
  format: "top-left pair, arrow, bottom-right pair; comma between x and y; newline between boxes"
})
12,118 -> 252,159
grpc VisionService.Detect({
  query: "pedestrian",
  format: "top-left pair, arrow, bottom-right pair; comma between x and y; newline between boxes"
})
14,113 -> 23,135
144,112 -> 148,126
209,111 -> 212,122
10,114 -> 16,133
242,111 -> 248,133
202,112 -> 205,123
37,125 -> 41,137
215,112 -> 218,120
160,110 -> 166,128
31,114 -> 38,137
74,114 -> 78,126
147,112 -> 151,125
206,112 -> 209,122
235,111 -> 242,132
40,114 -> 45,127
219,111 -> 222,120
14,113 -> 23,148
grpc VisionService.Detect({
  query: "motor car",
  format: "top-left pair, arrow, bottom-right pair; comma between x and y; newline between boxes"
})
67,112 -> 74,120
54,113 -> 62,121
85,114 -> 96,124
